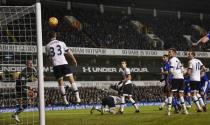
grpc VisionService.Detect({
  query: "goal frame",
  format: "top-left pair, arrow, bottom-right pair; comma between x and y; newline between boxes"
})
36,2 -> 45,125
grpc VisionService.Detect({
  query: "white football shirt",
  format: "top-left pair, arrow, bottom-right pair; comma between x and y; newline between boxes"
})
188,58 -> 203,81
169,57 -> 184,79
46,39 -> 69,66
122,68 -> 132,84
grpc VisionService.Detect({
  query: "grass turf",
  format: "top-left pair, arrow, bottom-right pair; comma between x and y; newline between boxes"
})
1,104 -> 210,125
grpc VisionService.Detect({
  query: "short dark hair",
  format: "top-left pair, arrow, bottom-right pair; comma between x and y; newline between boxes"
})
163,54 -> 168,57
169,48 -> 177,53
189,51 -> 196,57
121,60 -> 127,64
48,31 -> 57,39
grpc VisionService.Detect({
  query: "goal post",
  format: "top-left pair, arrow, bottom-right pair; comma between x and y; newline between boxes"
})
36,2 -> 45,125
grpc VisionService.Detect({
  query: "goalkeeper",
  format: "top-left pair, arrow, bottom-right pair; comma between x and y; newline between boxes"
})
12,59 -> 37,123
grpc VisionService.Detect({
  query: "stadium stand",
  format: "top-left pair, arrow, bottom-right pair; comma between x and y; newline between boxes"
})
1,1 -> 209,51
42,7 -> 210,51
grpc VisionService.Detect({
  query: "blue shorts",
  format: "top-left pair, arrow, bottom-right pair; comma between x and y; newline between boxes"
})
200,80 -> 209,93
207,33 -> 210,39
184,85 -> 191,94
184,79 -> 190,94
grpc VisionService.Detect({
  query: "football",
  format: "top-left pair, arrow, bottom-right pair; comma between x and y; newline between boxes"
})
49,17 -> 58,27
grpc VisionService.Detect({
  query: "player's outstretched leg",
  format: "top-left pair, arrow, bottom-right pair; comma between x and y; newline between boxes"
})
167,96 -> 173,116
197,93 -> 206,112
71,82 -> 81,103
191,91 -> 202,112
185,95 -> 192,109
90,106 -> 95,114
202,93 -> 207,106
58,79 -> 69,106
179,93 -> 188,115
172,97 -> 180,113
12,104 -> 27,123
192,95 -> 202,112
159,96 -> 168,110
128,96 -> 140,113
12,114 -> 20,123
90,106 -> 103,114
119,96 -> 125,114
67,75 -> 81,104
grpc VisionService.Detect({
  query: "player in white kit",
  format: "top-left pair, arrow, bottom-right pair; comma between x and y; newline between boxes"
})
167,48 -> 188,115
46,31 -> 81,105
119,60 -> 139,114
187,51 -> 206,112
90,95 -> 121,115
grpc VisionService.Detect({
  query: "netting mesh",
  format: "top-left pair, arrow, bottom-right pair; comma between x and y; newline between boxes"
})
0,5 -> 39,125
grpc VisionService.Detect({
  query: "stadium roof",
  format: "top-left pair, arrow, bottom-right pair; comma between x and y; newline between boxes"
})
4,0 -> 210,14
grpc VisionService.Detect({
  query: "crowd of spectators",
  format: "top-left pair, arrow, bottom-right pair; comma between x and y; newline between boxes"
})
0,86 -> 165,108
41,7 -> 210,51
1,6 -> 210,51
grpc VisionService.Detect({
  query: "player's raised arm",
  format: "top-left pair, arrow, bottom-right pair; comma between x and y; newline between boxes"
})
200,64 -> 207,73
160,68 -> 169,75
67,49 -> 77,67
193,33 -> 210,46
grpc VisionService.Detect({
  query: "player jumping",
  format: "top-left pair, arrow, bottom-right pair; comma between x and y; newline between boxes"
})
46,31 -> 81,105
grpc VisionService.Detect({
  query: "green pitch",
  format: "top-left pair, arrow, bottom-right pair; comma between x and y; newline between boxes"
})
1,104 -> 210,125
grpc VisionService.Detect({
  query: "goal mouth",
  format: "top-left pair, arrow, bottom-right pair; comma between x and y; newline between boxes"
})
0,3 -> 45,125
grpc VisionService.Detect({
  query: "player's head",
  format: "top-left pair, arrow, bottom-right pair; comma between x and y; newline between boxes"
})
168,48 -> 177,58
162,54 -> 168,62
26,60 -> 33,69
48,31 -> 57,40
121,60 -> 127,69
187,51 -> 195,60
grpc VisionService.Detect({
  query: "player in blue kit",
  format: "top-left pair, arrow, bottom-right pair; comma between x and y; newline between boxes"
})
159,54 -> 171,110
193,32 -> 210,46
184,76 -> 192,108
200,72 -> 209,105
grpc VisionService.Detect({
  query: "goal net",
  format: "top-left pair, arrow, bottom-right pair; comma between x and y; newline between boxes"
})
0,3 -> 44,125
